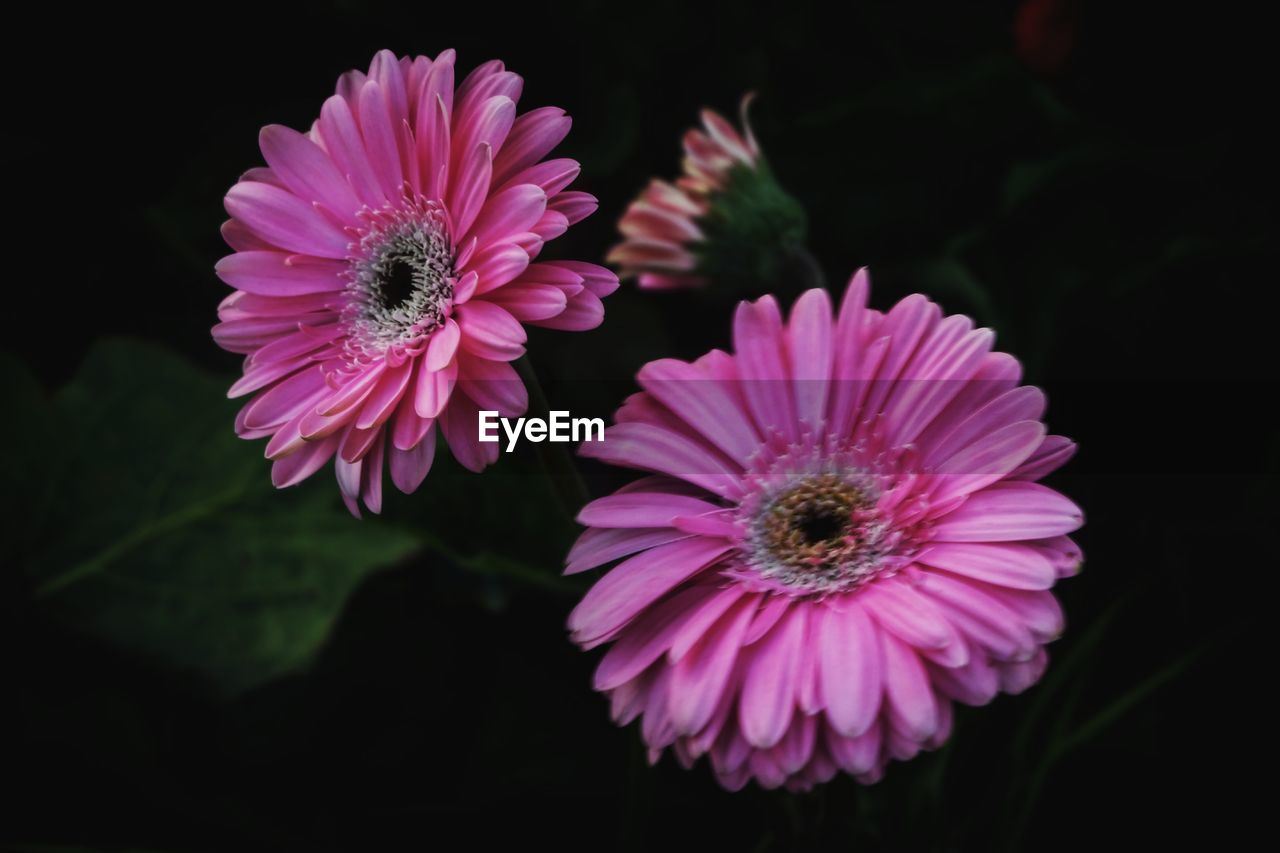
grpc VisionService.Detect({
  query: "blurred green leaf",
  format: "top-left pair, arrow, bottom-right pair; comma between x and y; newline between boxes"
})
8,339 -> 418,695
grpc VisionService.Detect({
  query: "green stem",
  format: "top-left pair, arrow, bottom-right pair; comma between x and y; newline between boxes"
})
514,355 -> 592,516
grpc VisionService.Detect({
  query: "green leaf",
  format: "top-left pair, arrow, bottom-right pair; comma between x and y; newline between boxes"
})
10,339 -> 418,695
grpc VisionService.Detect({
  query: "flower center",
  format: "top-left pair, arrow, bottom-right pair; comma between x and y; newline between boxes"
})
736,467 -> 907,596
760,474 -> 864,556
380,257 -> 419,310
345,199 -> 455,355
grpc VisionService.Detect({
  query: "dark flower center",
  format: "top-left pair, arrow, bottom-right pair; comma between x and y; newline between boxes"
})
737,469 -> 903,595
758,474 -> 865,571
379,256 -> 419,312
345,204 -> 455,354
793,505 -> 848,546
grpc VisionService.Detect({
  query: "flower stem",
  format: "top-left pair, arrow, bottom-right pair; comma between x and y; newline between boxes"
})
514,355 -> 592,516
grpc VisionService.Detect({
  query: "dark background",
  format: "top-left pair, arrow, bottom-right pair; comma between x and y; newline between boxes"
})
5,1 -> 1277,850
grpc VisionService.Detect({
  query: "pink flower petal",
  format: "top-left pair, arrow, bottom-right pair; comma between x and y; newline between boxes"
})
258,124 -> 361,224
438,390 -> 498,473
242,366 -> 327,430
739,606 -> 806,749
1009,434 -> 1078,480
568,537 -> 734,646
922,386 -> 1047,468
414,359 -> 457,419
388,426 -> 436,493
577,491 -> 725,529
860,578 -> 961,652
931,482 -> 1084,541
271,435 -> 340,488
357,81 -> 404,200
818,599 -> 882,737
354,361 -> 413,430
593,584 -> 723,691
317,94 -> 383,207
492,106 -> 571,186
555,261 -> 621,297
787,288 -> 834,429
215,251 -> 347,297
916,542 -> 1057,590
483,281 -> 567,321
637,358 -> 761,465
580,421 -> 742,498
456,351 -> 528,416
465,183 -> 546,248
465,243 -> 530,295
529,290 -> 603,330
929,420 -> 1047,503
880,632 -> 938,742
499,157 -> 580,196
548,191 -> 597,225
425,318 -> 461,372
446,142 -> 494,239
565,527 -> 692,576
224,181 -> 350,259
668,594 -> 758,733
455,300 -> 527,361
733,296 -> 797,442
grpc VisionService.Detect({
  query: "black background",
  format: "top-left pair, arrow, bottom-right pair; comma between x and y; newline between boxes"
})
5,1 -> 1278,850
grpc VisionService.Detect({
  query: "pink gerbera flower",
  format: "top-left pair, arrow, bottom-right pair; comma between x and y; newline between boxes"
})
607,94 -> 806,291
213,49 -> 616,514
568,270 -> 1082,791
